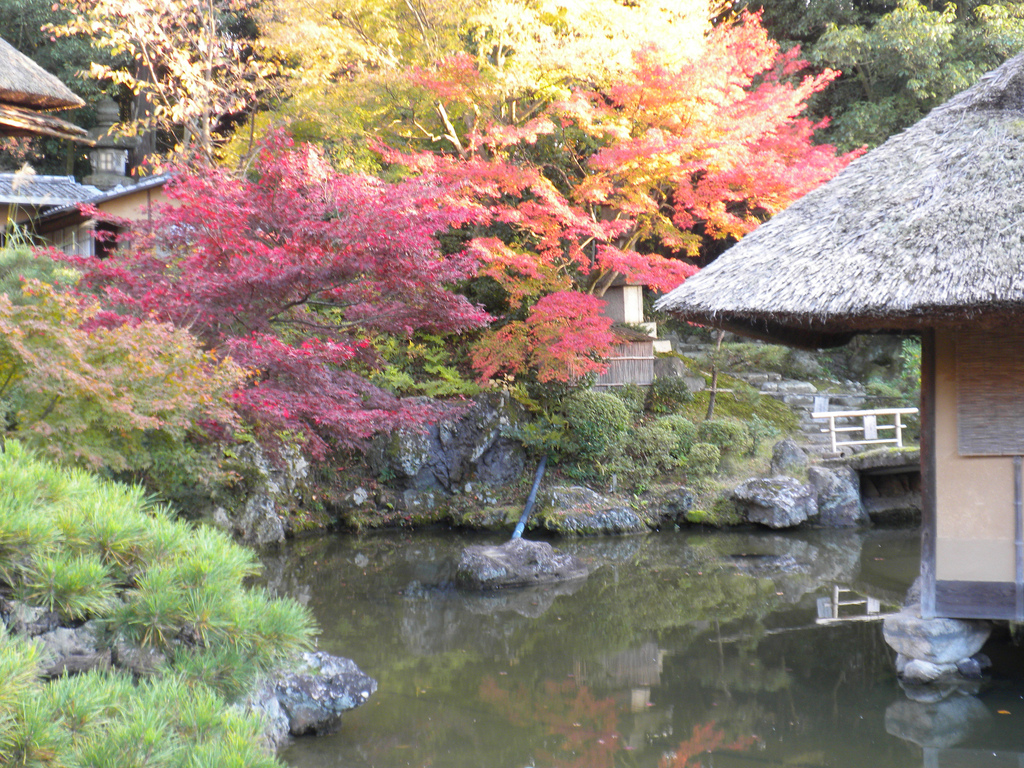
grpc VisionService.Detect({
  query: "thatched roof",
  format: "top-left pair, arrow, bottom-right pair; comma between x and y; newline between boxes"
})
0,37 -> 84,110
655,50 -> 1024,348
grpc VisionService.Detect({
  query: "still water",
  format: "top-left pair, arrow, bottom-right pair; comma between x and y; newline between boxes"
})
260,528 -> 1024,768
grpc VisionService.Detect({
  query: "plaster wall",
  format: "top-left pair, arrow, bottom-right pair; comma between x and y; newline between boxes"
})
934,330 -> 1015,582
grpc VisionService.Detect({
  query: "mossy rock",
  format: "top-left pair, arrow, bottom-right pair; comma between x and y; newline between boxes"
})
684,497 -> 744,528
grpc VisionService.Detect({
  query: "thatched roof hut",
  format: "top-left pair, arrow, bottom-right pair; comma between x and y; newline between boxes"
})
0,37 -> 87,141
657,51 -> 1024,628
655,50 -> 1024,348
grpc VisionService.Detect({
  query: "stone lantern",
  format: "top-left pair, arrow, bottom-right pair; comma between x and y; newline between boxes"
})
83,97 -> 134,190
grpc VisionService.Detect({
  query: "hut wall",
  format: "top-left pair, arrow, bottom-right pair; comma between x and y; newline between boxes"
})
934,330 -> 1016,584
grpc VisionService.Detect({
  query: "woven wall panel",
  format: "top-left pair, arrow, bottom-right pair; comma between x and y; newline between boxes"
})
957,327 -> 1024,455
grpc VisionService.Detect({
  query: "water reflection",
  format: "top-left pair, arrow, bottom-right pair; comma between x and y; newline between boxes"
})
260,528 -> 968,768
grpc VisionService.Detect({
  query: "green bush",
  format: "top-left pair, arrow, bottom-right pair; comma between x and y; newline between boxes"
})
562,389 -> 630,463
696,418 -> 752,456
654,415 -> 698,464
609,383 -> 647,416
645,376 -> 694,414
686,442 -> 721,477
613,421 -> 678,491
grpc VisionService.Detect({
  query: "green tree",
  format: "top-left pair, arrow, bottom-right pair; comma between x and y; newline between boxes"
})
747,0 -> 1024,150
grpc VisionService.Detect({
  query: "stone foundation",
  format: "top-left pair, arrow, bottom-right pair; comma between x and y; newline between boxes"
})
882,606 -> 991,685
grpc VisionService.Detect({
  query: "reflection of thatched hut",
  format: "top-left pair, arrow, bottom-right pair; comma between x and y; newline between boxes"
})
0,37 -> 87,141
656,51 -> 1024,622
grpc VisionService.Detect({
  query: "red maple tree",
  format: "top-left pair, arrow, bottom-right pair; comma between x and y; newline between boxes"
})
65,134 -> 490,458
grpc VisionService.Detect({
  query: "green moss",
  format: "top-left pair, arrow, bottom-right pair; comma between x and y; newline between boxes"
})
683,497 -> 743,527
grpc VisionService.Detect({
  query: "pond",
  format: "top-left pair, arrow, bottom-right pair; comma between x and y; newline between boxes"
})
259,528 -> 1024,768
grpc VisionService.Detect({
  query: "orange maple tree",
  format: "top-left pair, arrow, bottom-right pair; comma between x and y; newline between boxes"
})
384,12 -> 860,384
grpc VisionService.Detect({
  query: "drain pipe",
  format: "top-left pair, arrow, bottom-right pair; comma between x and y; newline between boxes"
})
511,455 -> 547,540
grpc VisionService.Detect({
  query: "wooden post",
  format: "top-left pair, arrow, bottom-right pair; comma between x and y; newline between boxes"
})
920,330 -> 937,619
1015,456 -> 1023,621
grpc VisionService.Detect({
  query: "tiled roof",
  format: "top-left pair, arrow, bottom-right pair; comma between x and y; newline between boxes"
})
0,172 -> 101,206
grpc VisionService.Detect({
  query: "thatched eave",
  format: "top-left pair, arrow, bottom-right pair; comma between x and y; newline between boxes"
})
0,38 -> 84,111
0,104 -> 90,142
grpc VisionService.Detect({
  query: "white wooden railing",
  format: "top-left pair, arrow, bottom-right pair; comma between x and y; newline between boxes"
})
811,407 -> 919,453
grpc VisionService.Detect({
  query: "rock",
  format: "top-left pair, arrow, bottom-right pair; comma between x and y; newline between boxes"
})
775,380 -> 817,395
885,693 -> 991,748
456,538 -> 589,590
808,466 -> 869,527
652,356 -> 705,392
901,658 -> 957,684
36,622 -> 111,677
242,686 -> 292,752
237,494 -> 287,547
658,488 -> 696,525
536,486 -> 648,535
112,641 -> 166,677
883,608 -> 991,666
955,657 -> 984,679
731,477 -> 817,529
2,600 -> 61,637
274,652 -> 377,736
209,443 -> 310,546
369,393 -> 528,493
787,350 -> 824,378
770,439 -> 808,476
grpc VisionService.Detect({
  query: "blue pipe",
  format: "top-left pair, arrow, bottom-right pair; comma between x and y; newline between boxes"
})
511,455 -> 547,540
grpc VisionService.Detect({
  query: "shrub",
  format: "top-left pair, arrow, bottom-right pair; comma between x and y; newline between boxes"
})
645,376 -> 694,414
696,418 -> 752,456
654,415 -> 698,464
613,421 -> 678,491
609,384 -> 646,416
687,442 -> 721,477
562,389 -> 630,463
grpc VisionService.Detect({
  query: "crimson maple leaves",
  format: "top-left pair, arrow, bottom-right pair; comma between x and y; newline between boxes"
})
68,135 -> 489,458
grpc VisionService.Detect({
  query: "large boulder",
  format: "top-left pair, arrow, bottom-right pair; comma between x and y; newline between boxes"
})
456,538 -> 589,590
731,477 -> 817,528
368,392 -> 527,493
272,652 -> 377,737
808,466 -> 869,527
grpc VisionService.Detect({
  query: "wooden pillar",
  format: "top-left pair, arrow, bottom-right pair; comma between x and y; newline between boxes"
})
920,328 -> 937,619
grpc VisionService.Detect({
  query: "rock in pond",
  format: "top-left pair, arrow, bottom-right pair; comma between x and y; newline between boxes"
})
883,608 -> 991,666
456,538 -> 589,590
251,651 -> 378,743
731,476 -> 817,529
